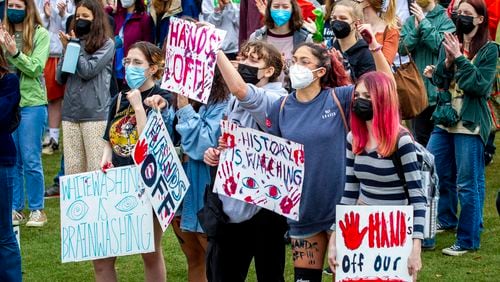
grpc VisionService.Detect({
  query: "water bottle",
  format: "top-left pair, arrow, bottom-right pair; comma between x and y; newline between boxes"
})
61,38 -> 81,74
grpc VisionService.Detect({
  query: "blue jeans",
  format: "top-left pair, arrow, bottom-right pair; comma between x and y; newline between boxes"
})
0,165 -> 22,282
11,105 -> 47,211
427,127 -> 485,250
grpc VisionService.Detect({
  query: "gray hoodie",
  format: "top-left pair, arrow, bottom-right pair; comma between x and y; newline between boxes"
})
219,82 -> 288,223
200,1 -> 239,54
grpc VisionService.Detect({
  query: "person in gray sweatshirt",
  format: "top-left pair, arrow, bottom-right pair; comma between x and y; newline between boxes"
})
203,41 -> 288,282
200,0 -> 240,59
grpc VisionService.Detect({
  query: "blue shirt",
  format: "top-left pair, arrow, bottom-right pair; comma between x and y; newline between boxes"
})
267,86 -> 353,236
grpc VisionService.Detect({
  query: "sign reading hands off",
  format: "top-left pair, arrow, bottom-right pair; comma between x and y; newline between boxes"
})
161,17 -> 226,104
214,121 -> 304,220
133,110 -> 190,231
335,206 -> 414,282
60,166 -> 154,263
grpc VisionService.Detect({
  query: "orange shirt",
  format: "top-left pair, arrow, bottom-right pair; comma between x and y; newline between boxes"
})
375,27 -> 401,64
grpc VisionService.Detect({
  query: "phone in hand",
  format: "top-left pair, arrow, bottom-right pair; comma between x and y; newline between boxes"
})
408,0 -> 416,15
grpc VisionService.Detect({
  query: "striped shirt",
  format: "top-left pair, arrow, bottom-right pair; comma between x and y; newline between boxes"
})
340,132 -> 427,239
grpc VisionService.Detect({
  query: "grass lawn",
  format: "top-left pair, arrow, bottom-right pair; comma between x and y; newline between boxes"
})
17,137 -> 500,282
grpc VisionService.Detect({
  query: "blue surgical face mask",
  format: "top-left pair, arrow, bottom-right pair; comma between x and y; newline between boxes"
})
125,66 -> 148,89
270,9 -> 292,27
7,9 -> 26,24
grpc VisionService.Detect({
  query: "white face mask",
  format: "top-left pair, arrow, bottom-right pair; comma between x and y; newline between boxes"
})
121,0 -> 134,8
289,64 -> 320,90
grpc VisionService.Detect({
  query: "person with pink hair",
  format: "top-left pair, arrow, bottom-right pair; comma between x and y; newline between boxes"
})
327,72 -> 426,282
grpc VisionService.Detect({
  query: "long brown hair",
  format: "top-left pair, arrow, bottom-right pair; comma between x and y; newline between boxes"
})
264,0 -> 303,31
128,41 -> 164,80
4,0 -> 43,55
70,0 -> 112,54
457,0 -> 489,60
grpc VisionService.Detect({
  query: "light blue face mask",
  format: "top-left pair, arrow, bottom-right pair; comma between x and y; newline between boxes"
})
125,66 -> 148,89
270,9 -> 292,27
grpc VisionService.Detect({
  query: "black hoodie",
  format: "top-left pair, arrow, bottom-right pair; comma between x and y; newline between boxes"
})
333,38 -> 376,81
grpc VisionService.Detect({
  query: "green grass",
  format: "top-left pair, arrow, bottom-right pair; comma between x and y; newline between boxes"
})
18,137 -> 500,281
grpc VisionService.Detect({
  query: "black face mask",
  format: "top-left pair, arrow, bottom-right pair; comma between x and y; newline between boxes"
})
331,20 -> 352,39
456,15 -> 475,35
75,19 -> 92,37
353,98 -> 373,121
238,63 -> 261,85
451,11 -> 458,25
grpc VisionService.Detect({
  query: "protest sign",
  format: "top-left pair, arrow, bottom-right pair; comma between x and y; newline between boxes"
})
335,206 -> 414,282
161,17 -> 226,104
133,110 -> 190,232
60,165 -> 154,263
214,121 -> 304,220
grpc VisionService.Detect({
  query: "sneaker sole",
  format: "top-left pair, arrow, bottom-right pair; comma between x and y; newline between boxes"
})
442,249 -> 468,256
26,221 -> 47,227
13,220 -> 22,226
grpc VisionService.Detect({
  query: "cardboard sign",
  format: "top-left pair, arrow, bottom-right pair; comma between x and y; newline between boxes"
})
161,17 -> 226,104
335,206 -> 414,282
60,166 -> 154,263
214,121 -> 304,220
133,110 -> 190,231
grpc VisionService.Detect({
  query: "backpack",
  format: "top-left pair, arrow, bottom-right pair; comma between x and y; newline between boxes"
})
392,132 -> 439,240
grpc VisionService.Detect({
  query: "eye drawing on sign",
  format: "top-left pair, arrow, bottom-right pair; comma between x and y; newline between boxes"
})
265,185 -> 282,200
115,196 -> 139,212
66,200 -> 89,221
241,176 -> 259,190
218,161 -> 240,196
339,211 -> 368,251
140,154 -> 158,187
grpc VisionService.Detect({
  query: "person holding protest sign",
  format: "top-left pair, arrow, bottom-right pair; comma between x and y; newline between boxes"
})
98,41 -> 171,282
0,46 -> 22,282
266,24 -> 394,281
167,67 -> 230,282
203,40 -> 289,282
1,0 -> 50,227
326,72 -> 426,281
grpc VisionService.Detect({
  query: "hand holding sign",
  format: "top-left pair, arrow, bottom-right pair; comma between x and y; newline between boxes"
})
339,211 -> 368,251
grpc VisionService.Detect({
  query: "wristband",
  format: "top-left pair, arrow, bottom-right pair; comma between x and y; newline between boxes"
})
12,50 -> 21,58
369,45 -> 383,53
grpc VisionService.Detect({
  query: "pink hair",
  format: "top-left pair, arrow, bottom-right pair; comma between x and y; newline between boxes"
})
351,72 -> 401,157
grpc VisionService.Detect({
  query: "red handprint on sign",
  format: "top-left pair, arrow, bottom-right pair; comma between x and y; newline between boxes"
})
134,138 -> 148,164
279,190 -> 300,214
218,161 -> 240,196
339,211 -> 368,250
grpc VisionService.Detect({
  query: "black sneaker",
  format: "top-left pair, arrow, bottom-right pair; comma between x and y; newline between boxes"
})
44,184 -> 60,197
323,266 -> 333,275
42,138 -> 59,155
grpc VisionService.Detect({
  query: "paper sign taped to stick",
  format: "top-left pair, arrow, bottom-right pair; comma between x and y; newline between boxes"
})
133,110 -> 190,231
214,121 -> 304,220
60,166 -> 154,263
335,205 -> 414,282
161,17 -> 226,104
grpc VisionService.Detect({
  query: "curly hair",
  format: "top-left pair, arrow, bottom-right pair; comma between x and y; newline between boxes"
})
239,40 -> 284,82
129,41 -> 164,80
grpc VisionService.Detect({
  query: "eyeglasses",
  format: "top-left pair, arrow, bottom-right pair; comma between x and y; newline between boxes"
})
122,58 -> 147,67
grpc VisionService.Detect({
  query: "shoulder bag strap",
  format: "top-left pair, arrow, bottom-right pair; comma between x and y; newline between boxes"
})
331,88 -> 349,132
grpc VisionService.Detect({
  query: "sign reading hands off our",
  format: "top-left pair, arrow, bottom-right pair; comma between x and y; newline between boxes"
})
214,121 -> 305,220
335,205 -> 414,282
60,166 -> 154,263
161,17 -> 226,104
133,110 -> 190,231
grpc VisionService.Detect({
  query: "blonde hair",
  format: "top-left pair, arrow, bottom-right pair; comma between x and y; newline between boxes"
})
367,0 -> 398,28
4,0 -> 43,55
332,0 -> 364,22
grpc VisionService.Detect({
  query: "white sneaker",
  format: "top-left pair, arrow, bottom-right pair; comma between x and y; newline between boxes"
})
12,210 -> 25,226
26,210 -> 47,227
